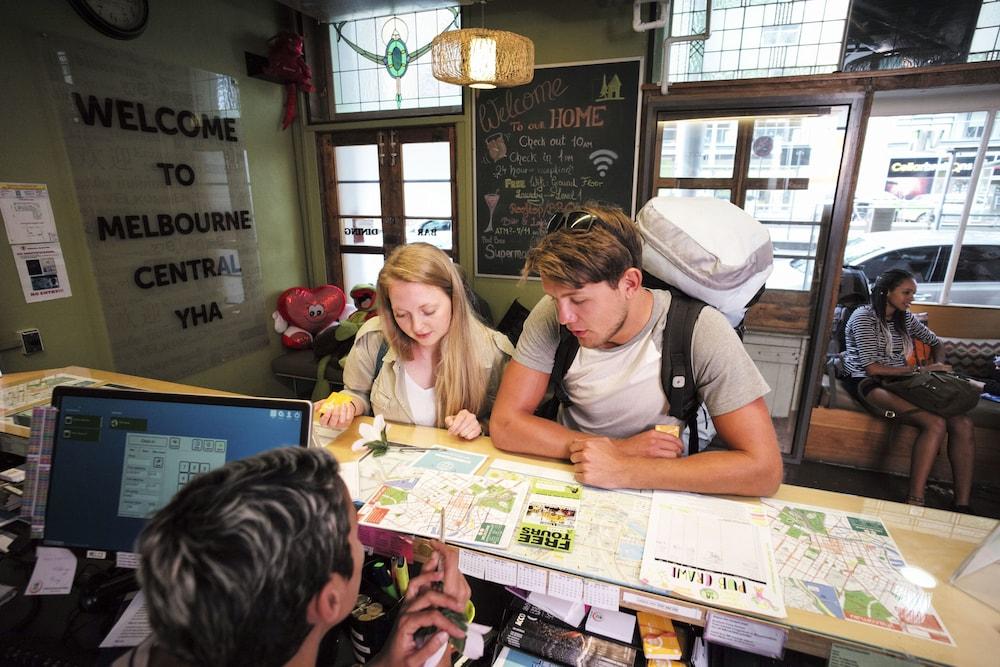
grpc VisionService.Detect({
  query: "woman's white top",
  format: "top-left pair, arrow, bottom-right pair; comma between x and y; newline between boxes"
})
402,365 -> 437,427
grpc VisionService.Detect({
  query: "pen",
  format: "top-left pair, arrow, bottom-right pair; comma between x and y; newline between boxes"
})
393,555 -> 410,597
440,507 -> 446,546
433,508 -> 446,593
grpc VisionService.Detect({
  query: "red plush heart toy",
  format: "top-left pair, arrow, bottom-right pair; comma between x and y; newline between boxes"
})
276,285 -> 347,337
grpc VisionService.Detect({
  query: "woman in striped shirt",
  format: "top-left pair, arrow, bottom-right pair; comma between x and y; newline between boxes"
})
843,268 -> 975,511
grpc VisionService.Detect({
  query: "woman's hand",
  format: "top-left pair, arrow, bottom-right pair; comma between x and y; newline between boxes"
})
922,362 -> 953,372
317,400 -> 357,428
444,409 -> 482,440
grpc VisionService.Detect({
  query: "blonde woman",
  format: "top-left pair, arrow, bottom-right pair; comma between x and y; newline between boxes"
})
319,243 -> 514,440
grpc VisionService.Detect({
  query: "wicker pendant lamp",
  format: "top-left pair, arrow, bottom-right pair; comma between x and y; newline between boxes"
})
431,2 -> 534,89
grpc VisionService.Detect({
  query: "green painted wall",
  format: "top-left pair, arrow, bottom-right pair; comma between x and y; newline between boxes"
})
0,0 -> 304,395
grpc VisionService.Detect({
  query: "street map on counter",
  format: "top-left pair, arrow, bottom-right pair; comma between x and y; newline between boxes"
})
486,460 -> 650,585
356,463 -> 529,550
640,492 -> 786,619
762,499 -> 954,645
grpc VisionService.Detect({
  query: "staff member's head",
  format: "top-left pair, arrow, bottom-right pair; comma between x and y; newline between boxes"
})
136,447 -> 361,666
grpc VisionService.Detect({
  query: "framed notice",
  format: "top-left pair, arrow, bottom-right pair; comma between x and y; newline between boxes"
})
474,59 -> 641,278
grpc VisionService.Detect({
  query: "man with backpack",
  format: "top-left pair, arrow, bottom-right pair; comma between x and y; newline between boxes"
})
489,204 -> 782,497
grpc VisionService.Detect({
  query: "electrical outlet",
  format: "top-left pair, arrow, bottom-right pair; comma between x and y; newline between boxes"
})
18,328 -> 43,355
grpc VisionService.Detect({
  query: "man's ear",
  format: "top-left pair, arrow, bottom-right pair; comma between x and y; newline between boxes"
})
307,573 -> 353,627
618,267 -> 644,296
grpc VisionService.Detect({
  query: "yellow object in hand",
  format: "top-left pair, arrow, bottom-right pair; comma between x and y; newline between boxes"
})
655,424 -> 680,438
319,391 -> 352,415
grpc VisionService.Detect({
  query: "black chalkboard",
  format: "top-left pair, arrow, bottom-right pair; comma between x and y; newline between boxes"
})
474,59 -> 641,277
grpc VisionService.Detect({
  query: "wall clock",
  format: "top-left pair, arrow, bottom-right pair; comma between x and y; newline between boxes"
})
68,0 -> 149,40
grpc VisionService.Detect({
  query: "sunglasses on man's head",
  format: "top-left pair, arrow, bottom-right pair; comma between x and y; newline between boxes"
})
546,211 -> 599,234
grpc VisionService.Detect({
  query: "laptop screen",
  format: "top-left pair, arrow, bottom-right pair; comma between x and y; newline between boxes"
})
44,386 -> 313,553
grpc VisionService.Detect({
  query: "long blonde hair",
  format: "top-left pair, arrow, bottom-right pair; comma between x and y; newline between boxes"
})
377,243 -> 493,425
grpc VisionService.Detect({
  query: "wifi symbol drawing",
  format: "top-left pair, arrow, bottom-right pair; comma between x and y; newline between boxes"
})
589,149 -> 618,177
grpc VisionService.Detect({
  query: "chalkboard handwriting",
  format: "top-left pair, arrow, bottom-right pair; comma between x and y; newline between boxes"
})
477,78 -> 569,133
474,60 -> 640,277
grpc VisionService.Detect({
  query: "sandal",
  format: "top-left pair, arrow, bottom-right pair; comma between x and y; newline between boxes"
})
906,495 -> 925,506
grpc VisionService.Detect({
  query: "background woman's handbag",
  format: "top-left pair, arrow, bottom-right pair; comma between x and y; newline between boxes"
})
880,370 -> 981,417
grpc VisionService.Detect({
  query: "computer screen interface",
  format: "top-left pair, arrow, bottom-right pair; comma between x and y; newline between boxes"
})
44,387 -> 312,553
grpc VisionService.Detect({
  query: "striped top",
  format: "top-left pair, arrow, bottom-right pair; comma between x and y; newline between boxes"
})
843,306 -> 939,378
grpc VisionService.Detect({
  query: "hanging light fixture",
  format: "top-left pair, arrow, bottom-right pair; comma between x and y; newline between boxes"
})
431,1 -> 534,89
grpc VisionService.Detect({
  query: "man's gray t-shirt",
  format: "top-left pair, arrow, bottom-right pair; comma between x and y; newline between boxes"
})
514,289 -> 770,440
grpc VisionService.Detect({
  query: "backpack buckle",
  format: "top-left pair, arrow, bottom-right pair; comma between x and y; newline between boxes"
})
672,376 -> 685,388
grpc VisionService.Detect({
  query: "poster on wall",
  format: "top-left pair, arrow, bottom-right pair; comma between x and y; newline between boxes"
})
474,59 -> 641,278
41,36 -> 268,380
0,182 -> 60,245
11,243 -> 72,303
1,182 -> 73,303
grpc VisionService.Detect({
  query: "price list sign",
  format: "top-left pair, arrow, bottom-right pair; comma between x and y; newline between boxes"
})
474,59 -> 641,277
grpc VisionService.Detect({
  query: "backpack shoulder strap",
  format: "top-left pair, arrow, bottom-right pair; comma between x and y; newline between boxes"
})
551,325 -> 580,405
661,289 -> 707,452
373,339 -> 389,379
535,325 -> 580,419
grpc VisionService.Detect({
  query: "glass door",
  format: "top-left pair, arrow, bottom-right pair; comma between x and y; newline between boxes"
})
650,106 -> 851,454
317,126 -> 458,289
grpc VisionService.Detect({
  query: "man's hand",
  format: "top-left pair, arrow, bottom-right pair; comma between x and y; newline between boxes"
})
444,410 -> 482,440
611,429 -> 683,458
371,541 -> 471,667
568,437 -> 643,488
371,590 -> 466,667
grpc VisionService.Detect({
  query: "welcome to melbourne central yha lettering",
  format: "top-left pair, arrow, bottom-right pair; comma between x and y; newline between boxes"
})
70,85 -> 255,332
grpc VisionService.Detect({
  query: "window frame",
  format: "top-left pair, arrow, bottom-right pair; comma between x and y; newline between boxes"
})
316,125 -> 460,289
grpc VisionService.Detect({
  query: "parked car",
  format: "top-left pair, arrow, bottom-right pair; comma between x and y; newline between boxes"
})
842,230 -> 1000,305
771,230 -> 1000,306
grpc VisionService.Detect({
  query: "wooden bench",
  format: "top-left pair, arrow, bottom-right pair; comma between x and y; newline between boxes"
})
805,405 -> 1000,482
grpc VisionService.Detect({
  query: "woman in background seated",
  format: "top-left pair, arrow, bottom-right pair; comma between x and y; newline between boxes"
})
843,268 -> 975,511
319,243 -> 513,440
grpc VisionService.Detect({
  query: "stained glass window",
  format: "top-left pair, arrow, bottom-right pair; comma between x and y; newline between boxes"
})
328,7 -> 463,115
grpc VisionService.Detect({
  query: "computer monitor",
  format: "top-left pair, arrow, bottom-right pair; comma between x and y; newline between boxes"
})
43,386 -> 313,553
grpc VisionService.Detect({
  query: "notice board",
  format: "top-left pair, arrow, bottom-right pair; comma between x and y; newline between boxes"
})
474,59 -> 641,278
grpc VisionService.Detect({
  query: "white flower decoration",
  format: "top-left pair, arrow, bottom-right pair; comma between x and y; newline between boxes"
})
351,414 -> 390,455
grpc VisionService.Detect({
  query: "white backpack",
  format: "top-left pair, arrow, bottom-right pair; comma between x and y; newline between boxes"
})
636,197 -> 773,327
